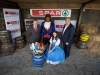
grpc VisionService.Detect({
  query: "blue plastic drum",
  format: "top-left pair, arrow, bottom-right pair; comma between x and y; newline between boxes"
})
32,54 -> 45,67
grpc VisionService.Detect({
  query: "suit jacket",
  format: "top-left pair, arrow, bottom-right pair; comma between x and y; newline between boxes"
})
62,23 -> 75,44
28,26 -> 41,43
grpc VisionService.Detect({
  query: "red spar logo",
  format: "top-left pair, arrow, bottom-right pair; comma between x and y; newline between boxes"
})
5,11 -> 18,15
7,21 -> 19,25
10,29 -> 20,33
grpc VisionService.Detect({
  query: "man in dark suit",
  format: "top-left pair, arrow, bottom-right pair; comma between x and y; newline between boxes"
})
62,18 -> 75,58
28,19 -> 41,44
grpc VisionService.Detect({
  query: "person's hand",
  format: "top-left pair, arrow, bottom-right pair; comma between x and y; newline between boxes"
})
48,50 -> 52,53
66,42 -> 69,45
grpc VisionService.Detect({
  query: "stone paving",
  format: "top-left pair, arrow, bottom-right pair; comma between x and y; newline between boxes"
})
0,44 -> 100,75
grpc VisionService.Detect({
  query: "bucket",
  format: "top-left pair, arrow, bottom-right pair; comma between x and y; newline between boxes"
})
79,32 -> 89,42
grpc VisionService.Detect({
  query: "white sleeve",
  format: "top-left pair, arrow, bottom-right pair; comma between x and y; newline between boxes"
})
49,37 -> 52,43
55,39 -> 60,46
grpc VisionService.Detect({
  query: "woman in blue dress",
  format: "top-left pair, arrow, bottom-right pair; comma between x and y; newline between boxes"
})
45,31 -> 65,65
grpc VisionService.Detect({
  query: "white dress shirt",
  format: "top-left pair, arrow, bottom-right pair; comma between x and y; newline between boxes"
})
63,24 -> 69,35
44,22 -> 51,29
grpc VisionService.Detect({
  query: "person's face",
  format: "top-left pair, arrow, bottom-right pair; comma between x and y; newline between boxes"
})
66,18 -> 71,25
46,17 -> 50,22
53,32 -> 57,38
33,21 -> 38,27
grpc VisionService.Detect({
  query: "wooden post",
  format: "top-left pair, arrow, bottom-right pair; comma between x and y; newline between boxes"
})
19,7 -> 26,33
75,0 -> 95,33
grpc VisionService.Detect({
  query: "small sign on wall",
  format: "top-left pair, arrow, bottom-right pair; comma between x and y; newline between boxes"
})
3,8 -> 21,40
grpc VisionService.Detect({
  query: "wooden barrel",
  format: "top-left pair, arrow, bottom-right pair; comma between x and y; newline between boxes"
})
24,30 -> 30,43
1,40 -> 12,45
77,41 -> 87,49
25,25 -> 32,30
79,32 -> 89,42
0,34 -> 11,42
0,30 -> 10,36
0,41 -> 2,53
0,30 -> 12,44
32,54 -> 44,67
2,43 -> 15,56
25,21 -> 33,30
15,36 -> 24,41
15,36 -> 25,49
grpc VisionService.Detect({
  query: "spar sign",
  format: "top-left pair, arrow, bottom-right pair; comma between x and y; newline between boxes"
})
30,9 -> 71,17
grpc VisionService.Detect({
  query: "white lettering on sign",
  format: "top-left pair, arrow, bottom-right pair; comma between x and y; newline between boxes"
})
39,11 -> 61,16
39,11 -> 43,15
56,11 -> 61,15
45,11 -> 49,15
50,11 -> 55,15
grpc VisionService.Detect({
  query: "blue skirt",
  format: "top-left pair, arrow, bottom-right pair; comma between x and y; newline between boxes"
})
45,45 -> 65,64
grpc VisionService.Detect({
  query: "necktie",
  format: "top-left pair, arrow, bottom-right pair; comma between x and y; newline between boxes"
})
34,27 -> 38,32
